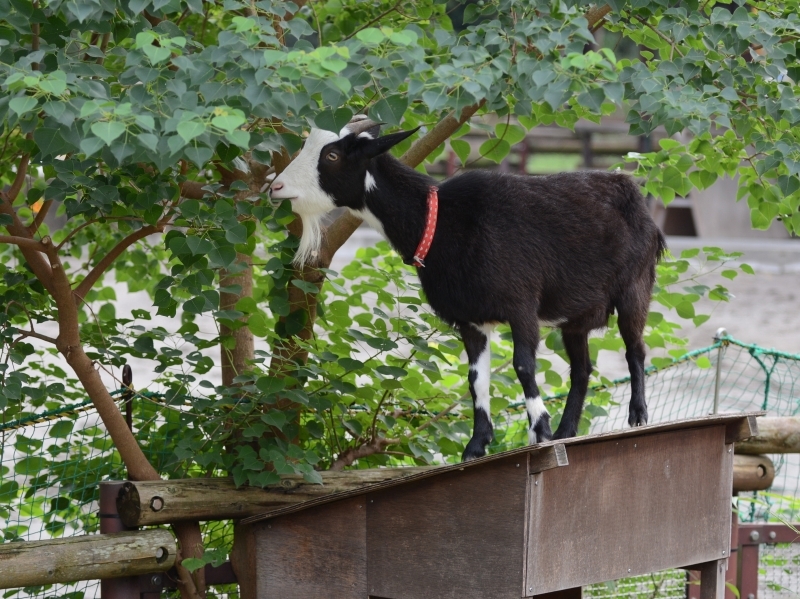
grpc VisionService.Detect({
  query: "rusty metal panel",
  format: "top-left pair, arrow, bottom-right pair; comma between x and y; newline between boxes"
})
526,425 -> 732,595
255,495 -> 367,599
366,455 -> 529,599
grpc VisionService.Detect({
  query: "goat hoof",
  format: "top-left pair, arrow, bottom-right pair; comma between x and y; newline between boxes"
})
552,426 -> 577,440
462,440 -> 487,462
628,404 -> 648,427
528,418 -> 553,445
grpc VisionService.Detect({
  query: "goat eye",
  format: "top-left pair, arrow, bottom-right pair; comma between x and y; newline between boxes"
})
325,151 -> 339,162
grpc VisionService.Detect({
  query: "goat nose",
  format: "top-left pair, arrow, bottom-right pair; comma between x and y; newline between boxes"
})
270,181 -> 284,193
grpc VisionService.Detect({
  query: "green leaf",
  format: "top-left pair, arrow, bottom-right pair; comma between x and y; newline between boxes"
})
9,96 -> 37,115
696,356 -> 712,369
370,96 -> 408,127
356,28 -> 385,44
49,421 -> 74,438
291,279 -> 319,294
225,130 -> 250,149
740,263 -> 754,275
177,120 -> 206,143
494,123 -> 526,146
212,113 -> 246,133
143,45 -> 171,64
451,139 -> 470,165
91,121 -> 126,145
181,558 -> 205,573
479,139 -> 510,164
185,146 -> 213,168
314,108 -> 353,133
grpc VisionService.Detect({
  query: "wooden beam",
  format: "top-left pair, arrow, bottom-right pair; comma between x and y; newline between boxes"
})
732,454 -> 774,492
117,467 -> 435,527
725,414 -> 758,444
0,530 -> 175,589
529,443 -> 568,474
735,417 -> 800,454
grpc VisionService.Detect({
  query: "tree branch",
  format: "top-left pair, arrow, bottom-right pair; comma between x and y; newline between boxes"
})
5,153 -> 30,201
586,4 -> 612,32
28,199 -> 52,234
0,235 -> 46,251
181,180 -> 209,200
73,225 -> 163,301
56,216 -> 146,251
0,155 -> 56,294
15,329 -> 58,345
329,436 -> 401,471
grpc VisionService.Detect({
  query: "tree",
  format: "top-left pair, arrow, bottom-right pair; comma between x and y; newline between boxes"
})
0,0 -> 793,595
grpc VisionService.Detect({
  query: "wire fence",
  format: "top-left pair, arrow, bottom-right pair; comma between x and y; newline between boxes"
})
1,334 -> 799,599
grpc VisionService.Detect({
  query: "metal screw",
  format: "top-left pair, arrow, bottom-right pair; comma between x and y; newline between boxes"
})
728,447 -> 732,453
628,568 -> 631,573
358,505 -> 362,509
535,480 -> 538,485
750,530 -> 759,542
634,444 -> 637,448
151,575 -> 162,586
150,496 -> 165,512
747,594 -> 755,599
516,464 -> 520,467
529,587 -> 533,592
722,550 -> 726,555
769,531 -> 776,540
370,499 -> 374,503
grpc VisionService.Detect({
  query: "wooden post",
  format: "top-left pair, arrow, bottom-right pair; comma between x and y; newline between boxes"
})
735,417 -> 800,454
0,530 -> 176,589
101,481 -> 140,599
698,560 -> 727,599
732,455 -> 774,492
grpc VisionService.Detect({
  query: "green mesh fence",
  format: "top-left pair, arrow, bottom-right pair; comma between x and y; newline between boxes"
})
1,334 -> 799,599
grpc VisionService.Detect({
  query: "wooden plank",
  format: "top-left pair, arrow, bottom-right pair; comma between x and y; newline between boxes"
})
526,425 -> 733,594
530,443 -> 569,474
735,417 -> 800,454
0,530 -> 176,589
366,455 -> 528,599
243,413 -> 760,525
231,523 -> 257,599
726,415 -> 758,444
256,494 -> 366,599
118,467 -> 434,526
732,454 -> 774,492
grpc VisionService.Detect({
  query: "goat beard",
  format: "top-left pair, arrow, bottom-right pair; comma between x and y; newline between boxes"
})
293,212 -> 324,267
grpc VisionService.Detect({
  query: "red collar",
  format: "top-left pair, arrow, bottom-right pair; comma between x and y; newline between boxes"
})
412,186 -> 439,268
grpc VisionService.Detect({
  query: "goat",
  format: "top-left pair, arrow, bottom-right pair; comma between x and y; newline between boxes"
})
270,116 -> 666,461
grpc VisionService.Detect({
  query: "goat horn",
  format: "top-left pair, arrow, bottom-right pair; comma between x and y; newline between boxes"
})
342,114 -> 384,138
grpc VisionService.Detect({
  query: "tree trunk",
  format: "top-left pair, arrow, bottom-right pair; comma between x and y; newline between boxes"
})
220,253 -> 255,386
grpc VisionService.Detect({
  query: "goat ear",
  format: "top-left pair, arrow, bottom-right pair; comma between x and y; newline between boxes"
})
356,127 -> 420,160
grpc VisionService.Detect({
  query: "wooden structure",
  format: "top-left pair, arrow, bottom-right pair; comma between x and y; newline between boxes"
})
0,530 -> 175,589
231,413 -> 758,599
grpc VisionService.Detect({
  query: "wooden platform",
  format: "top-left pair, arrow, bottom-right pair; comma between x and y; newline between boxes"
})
234,413 -> 759,599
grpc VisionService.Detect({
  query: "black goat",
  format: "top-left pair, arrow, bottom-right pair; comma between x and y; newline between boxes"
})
270,117 -> 666,461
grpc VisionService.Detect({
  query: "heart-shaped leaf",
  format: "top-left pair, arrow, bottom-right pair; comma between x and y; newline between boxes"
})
9,96 -> 38,115
90,121 -> 126,145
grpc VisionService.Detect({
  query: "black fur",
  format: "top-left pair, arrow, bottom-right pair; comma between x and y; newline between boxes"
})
316,131 -> 666,461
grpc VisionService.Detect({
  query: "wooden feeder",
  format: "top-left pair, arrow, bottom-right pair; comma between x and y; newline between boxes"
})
233,413 -> 758,599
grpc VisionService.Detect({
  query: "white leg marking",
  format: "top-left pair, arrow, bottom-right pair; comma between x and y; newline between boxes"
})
470,325 -> 493,417
526,395 -> 548,444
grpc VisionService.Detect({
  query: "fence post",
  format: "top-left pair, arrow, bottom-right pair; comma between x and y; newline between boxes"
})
100,481 -> 142,599
712,328 -> 728,414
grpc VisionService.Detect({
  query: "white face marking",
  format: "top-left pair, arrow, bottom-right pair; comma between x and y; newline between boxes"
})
526,395 -> 548,444
270,128 -> 340,265
350,206 -> 387,240
469,326 -> 493,416
364,171 -> 377,192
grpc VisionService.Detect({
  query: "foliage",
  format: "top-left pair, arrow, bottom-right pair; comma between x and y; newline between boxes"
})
0,0 -> 794,489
